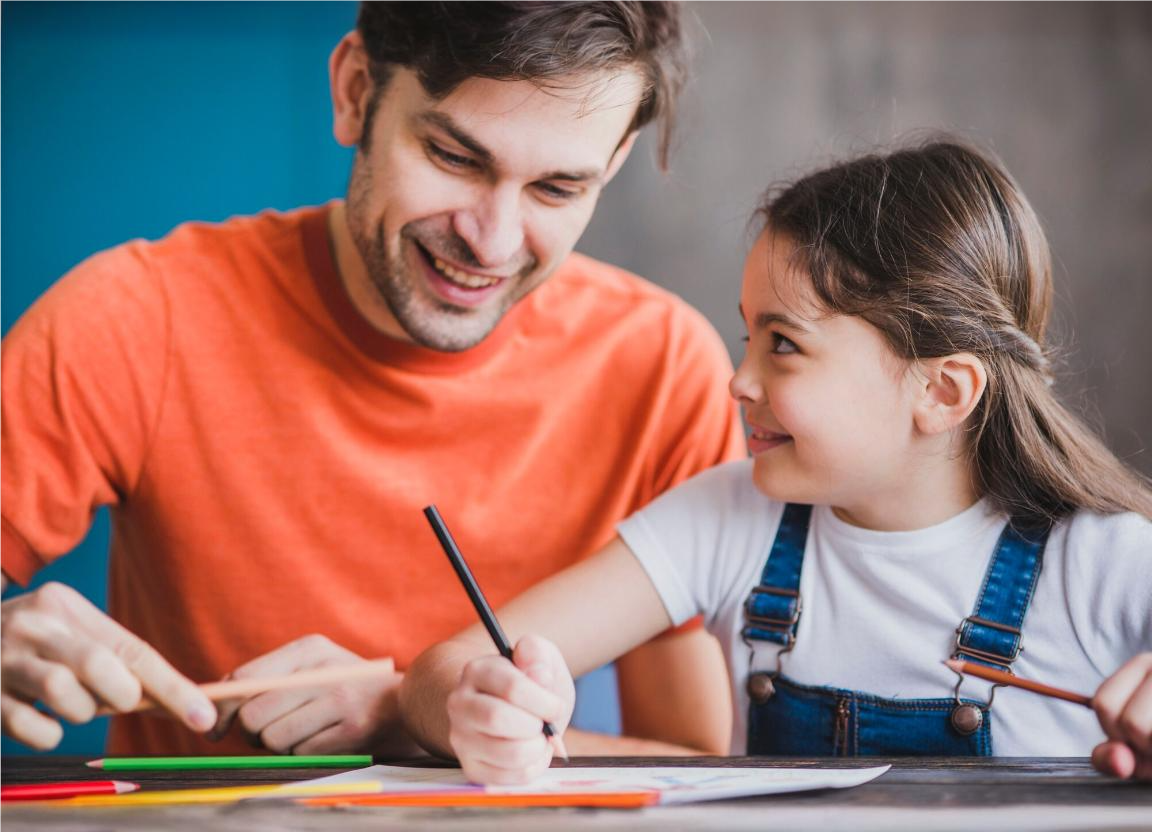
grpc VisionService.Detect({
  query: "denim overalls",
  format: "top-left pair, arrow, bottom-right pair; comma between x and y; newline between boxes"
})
743,503 -> 1051,756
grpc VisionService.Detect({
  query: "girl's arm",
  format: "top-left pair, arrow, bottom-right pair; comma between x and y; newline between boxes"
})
400,535 -> 674,776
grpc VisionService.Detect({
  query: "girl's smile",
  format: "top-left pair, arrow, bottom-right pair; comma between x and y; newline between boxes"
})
747,423 -> 792,454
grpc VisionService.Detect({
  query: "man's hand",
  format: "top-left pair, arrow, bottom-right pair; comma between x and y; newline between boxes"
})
446,635 -> 574,785
1092,652 -> 1152,781
209,634 -> 411,756
1,581 -> 216,750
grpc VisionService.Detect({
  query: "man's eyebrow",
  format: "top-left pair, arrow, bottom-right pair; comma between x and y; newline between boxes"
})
538,168 -> 604,184
417,111 -> 605,183
417,112 -> 493,166
737,304 -> 813,333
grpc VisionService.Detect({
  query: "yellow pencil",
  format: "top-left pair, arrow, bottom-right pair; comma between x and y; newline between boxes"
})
54,780 -> 383,807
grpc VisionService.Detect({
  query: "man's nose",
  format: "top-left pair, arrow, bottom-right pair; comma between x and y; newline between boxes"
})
452,187 -> 525,269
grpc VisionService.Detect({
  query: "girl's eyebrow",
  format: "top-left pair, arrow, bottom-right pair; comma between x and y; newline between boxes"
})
737,304 -> 813,334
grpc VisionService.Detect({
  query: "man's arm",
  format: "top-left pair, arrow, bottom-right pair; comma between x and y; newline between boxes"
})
1,245 -> 200,749
1,575 -> 216,749
565,624 -> 731,755
568,301 -> 741,755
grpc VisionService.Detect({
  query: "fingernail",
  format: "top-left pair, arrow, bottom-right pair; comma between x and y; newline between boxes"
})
187,700 -> 216,731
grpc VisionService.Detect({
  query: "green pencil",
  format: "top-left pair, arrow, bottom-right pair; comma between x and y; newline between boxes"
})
86,755 -> 373,771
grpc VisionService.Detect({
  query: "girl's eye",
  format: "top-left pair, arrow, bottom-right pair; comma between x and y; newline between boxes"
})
771,333 -> 798,354
428,142 -> 475,169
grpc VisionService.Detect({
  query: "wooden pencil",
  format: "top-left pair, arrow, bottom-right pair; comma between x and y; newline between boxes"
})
96,658 -> 395,716
944,659 -> 1093,707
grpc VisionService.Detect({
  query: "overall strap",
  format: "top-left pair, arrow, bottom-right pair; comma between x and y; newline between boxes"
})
742,503 -> 813,646
953,515 -> 1052,672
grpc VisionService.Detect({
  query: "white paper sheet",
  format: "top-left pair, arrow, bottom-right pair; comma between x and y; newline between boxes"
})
294,763 -> 890,805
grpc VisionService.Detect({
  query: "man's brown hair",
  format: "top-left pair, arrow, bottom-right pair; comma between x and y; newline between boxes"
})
355,1 -> 687,169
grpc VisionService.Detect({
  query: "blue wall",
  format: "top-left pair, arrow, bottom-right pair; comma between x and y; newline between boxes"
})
1,0 -> 618,755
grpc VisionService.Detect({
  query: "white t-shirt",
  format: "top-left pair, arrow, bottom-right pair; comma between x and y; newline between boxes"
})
618,459 -> 1152,756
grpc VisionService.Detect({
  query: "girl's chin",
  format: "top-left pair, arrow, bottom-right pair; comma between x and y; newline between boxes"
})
751,469 -> 802,503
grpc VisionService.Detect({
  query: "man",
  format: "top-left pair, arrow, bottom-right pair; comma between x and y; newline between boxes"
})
1,2 -> 743,757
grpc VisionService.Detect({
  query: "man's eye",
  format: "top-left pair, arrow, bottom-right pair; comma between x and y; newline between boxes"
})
428,142 -> 474,169
771,333 -> 799,354
535,182 -> 581,202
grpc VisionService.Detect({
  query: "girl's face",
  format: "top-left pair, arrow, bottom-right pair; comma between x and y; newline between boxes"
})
730,229 -> 925,524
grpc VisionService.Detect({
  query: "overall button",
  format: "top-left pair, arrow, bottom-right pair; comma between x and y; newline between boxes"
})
747,673 -> 776,704
950,703 -> 984,735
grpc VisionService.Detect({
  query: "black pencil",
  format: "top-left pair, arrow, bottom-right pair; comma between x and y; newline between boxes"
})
423,504 -> 570,761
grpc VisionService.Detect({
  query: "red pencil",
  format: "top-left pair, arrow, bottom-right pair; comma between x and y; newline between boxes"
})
1,781 -> 140,802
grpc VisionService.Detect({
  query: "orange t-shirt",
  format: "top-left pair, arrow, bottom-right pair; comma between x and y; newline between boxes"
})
1,204 -> 745,754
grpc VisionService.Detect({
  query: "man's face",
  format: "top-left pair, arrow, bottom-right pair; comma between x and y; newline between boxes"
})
343,67 -> 643,351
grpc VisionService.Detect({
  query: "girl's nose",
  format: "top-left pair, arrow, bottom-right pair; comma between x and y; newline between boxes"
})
728,355 -> 763,404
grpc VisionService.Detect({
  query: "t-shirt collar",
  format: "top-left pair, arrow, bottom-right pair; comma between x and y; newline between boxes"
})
813,498 -> 1004,557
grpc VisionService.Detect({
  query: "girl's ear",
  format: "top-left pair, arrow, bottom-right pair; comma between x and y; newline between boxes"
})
913,353 -> 988,436
330,32 -> 375,148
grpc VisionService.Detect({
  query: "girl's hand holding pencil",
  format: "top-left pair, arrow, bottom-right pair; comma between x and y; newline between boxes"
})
951,654 -> 1152,782
1091,652 -> 1152,781
446,634 -> 575,786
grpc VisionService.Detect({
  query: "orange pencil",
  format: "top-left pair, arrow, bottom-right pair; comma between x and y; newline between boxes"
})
96,658 -> 395,716
944,659 -> 1093,707
300,790 -> 660,808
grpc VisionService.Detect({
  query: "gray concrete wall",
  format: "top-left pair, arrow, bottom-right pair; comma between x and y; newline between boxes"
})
581,1 -> 1152,476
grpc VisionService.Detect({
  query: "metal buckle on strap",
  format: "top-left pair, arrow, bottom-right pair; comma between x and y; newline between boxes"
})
743,586 -> 802,630
954,616 -> 1023,669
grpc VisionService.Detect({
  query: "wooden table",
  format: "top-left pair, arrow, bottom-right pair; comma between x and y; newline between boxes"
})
3,756 -> 1150,831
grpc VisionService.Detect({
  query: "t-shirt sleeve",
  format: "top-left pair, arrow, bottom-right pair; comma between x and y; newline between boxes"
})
633,303 -> 745,511
1,244 -> 170,584
1060,511 -> 1152,676
618,461 -> 760,629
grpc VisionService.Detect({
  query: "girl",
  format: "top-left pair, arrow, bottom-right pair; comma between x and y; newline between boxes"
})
400,139 -> 1152,783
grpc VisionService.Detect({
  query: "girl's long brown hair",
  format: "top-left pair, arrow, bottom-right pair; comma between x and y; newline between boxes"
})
760,138 -> 1152,522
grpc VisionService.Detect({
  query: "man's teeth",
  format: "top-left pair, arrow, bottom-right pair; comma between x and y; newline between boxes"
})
433,257 -> 501,289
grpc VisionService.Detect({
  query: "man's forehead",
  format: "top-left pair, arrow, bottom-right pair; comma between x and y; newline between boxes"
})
399,67 -> 644,173
416,70 -> 644,126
